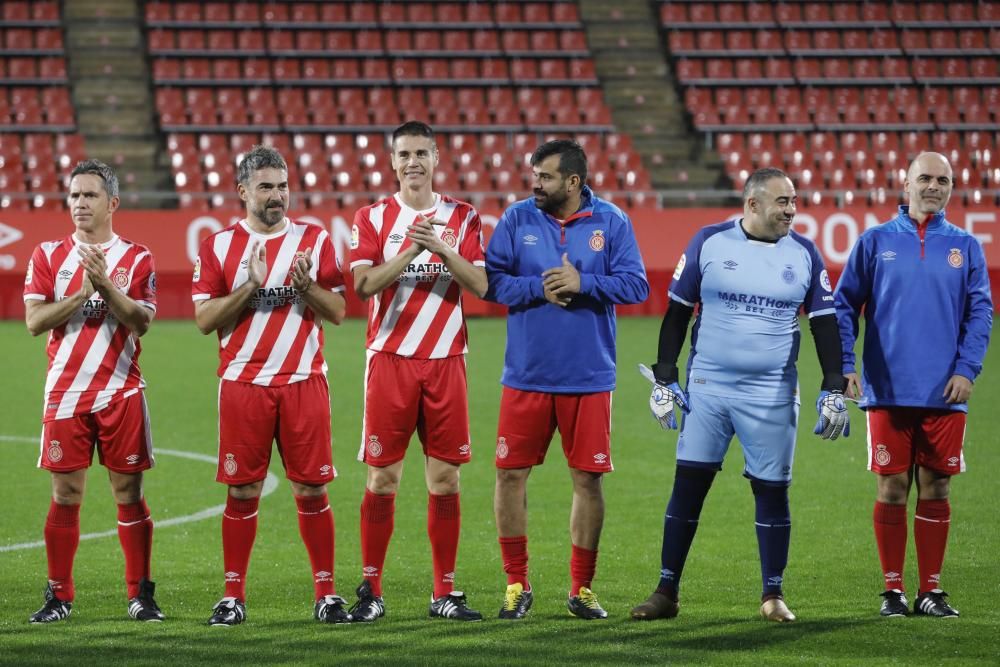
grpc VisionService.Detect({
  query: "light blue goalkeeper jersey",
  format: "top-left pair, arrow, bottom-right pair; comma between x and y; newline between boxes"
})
669,219 -> 834,403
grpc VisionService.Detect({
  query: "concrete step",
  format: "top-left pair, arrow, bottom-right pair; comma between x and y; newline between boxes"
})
595,55 -> 669,79
73,86 -> 148,108
63,0 -> 139,20
69,54 -> 147,79
579,0 -> 655,22
585,23 -> 660,50
65,24 -> 142,50
77,109 -> 154,135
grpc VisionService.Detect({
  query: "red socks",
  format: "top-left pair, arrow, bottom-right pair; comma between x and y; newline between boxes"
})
915,499 -> 951,593
570,544 -> 598,596
44,501 -> 80,602
428,493 -> 460,598
222,495 -> 259,600
295,493 -> 336,598
873,501 -> 907,591
359,490 -> 395,596
117,499 -> 153,599
499,536 -> 529,589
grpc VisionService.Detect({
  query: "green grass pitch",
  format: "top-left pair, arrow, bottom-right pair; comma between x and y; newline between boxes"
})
0,317 -> 997,666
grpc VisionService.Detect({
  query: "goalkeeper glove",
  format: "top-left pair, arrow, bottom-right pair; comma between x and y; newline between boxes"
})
638,363 -> 690,430
813,390 -> 850,440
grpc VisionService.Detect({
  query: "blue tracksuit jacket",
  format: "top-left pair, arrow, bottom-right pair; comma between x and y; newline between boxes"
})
834,206 -> 993,411
485,187 -> 649,392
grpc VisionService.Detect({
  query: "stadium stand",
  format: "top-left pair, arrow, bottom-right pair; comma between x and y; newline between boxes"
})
0,1 -> 85,210
143,0 -> 650,209
660,0 -> 1000,205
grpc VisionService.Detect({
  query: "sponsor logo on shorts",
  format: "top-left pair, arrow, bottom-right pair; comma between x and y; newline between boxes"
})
496,437 -> 509,459
367,435 -> 383,458
126,454 -> 140,465
442,230 -> 457,248
223,453 -> 238,476
947,456 -> 960,467
112,267 -> 130,289
320,464 -> 332,476
458,443 -> 470,456
363,565 -> 379,576
47,440 -> 63,463
948,248 -> 963,268
315,570 -> 332,582
593,452 -> 608,465
874,444 -> 891,467
589,229 -> 605,252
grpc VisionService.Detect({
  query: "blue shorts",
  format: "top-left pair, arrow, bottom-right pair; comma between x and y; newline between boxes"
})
676,391 -> 799,483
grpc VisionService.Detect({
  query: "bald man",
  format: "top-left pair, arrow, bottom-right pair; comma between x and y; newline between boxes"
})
834,152 -> 993,618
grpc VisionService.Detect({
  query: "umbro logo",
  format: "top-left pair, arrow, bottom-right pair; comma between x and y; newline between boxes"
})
947,456 -> 960,466
881,251 -> 897,261
126,454 -> 140,465
363,566 -> 379,576
522,234 -> 538,245
315,570 -> 332,581
320,464 -> 332,475
593,453 -> 608,463
58,269 -> 73,279
388,233 -> 404,243
723,260 -> 738,270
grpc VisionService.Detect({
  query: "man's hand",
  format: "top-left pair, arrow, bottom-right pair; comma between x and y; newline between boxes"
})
844,372 -> 862,400
247,241 -> 267,287
943,374 -> 973,404
290,247 -> 313,294
638,363 -> 689,430
542,253 -> 580,298
406,215 -> 449,255
543,284 -> 571,307
813,390 -> 850,440
77,244 -> 109,294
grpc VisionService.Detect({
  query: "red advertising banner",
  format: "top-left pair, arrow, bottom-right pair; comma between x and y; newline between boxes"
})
1,205 -> 998,318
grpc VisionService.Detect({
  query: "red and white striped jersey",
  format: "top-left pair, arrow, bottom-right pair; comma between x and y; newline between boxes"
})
191,218 -> 345,386
350,193 -> 486,359
23,234 -> 157,422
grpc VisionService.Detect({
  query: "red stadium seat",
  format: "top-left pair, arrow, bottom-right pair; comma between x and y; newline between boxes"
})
472,30 -> 500,51
173,2 -> 202,22
261,3 -> 289,22
232,2 -> 260,22
688,3 -> 716,23
803,2 -> 832,23
296,31 -> 323,52
495,3 -> 522,23
553,3 -> 580,23
443,31 -> 472,52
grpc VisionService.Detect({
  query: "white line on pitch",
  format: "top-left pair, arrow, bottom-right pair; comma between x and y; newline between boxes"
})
0,435 -> 280,553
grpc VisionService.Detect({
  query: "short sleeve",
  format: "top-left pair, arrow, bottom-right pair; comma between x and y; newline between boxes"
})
349,208 -> 380,269
192,236 -> 227,301
23,245 -> 54,302
802,240 -> 834,317
316,230 -> 346,292
460,207 -> 487,266
129,251 -> 158,310
667,232 -> 706,306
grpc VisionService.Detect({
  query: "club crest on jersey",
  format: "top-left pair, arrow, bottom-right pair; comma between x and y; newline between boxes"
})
496,437 -> 509,459
223,453 -> 238,476
25,259 -> 34,285
350,224 -> 360,249
589,229 -> 606,252
673,253 -> 686,280
192,257 -> 201,282
948,248 -> 963,268
367,435 -> 383,458
47,440 -> 63,463
874,444 -> 891,467
781,265 -> 796,284
112,267 -> 129,289
442,229 -> 457,248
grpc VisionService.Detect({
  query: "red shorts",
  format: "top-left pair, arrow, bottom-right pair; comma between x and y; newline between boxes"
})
218,375 -> 335,486
39,390 -> 153,474
360,352 -> 471,467
866,407 -> 966,475
495,387 -> 613,473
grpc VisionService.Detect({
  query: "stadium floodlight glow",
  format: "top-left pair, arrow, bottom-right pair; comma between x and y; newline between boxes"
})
171,153 -> 183,168
33,195 -> 44,208
845,191 -> 855,204
206,171 -> 220,188
304,171 -> 317,187
211,194 -> 224,207
811,191 -> 821,205
175,172 -> 188,187
973,189 -> 982,204
802,169 -> 812,185
362,152 -> 376,168
330,153 -> 343,168
59,155 -> 71,169
371,172 -> 383,187
356,135 -> 369,149
293,134 -> 305,149
793,151 -> 803,166
337,172 -> 349,187
204,154 -> 216,168
299,153 -> 312,167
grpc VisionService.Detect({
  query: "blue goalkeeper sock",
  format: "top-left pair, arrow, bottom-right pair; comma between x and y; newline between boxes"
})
752,479 -> 791,599
656,464 -> 716,598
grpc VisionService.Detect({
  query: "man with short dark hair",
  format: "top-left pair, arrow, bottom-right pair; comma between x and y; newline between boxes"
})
835,152 -> 992,618
347,121 -> 487,622
630,167 -> 848,623
193,145 -> 349,625
24,159 -> 165,623
486,139 -> 649,620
